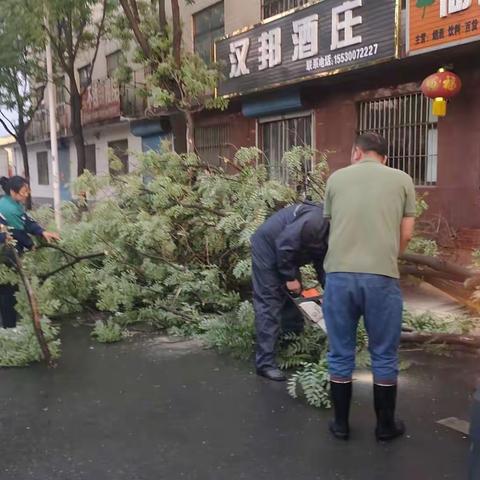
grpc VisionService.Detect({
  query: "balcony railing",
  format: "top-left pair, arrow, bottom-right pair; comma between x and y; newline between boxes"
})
82,77 -> 146,126
26,104 -> 70,143
26,76 -> 147,142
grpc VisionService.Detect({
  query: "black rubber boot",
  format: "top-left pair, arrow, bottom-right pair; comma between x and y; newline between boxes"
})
374,384 -> 406,442
329,381 -> 352,440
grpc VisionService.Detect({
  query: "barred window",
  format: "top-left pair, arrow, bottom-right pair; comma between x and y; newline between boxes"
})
106,50 -> 122,79
260,113 -> 312,183
262,0 -> 310,19
78,64 -> 90,91
85,144 -> 97,175
108,139 -> 129,175
37,151 -> 49,185
358,93 -> 438,186
194,124 -> 230,167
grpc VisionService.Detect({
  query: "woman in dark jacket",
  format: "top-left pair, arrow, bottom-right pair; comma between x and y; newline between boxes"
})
0,176 -> 60,328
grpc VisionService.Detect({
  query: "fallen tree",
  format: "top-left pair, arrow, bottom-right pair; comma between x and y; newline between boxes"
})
1,146 -> 477,407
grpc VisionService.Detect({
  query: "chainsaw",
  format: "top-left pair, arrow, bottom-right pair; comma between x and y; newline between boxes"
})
287,288 -> 327,333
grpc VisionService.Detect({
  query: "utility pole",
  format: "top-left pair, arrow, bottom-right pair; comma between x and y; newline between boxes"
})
45,16 -> 62,230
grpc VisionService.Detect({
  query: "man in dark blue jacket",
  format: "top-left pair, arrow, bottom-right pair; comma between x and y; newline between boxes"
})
251,201 -> 329,381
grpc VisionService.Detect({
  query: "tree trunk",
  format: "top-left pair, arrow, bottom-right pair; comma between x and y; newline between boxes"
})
170,0 -> 182,67
170,113 -> 187,153
185,111 -> 195,154
16,135 -> 33,210
401,331 -> 480,349
158,0 -> 167,31
70,88 -> 87,176
119,0 -> 152,58
399,264 -> 466,283
400,253 -> 479,281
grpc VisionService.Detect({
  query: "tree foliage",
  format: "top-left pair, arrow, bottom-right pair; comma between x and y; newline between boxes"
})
0,0 -> 46,204
43,0 -> 113,175
0,319 -> 60,367
14,146 -> 321,332
115,0 -> 228,152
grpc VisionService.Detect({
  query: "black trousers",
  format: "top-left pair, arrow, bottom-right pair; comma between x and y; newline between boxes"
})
252,256 -> 304,370
0,283 -> 18,328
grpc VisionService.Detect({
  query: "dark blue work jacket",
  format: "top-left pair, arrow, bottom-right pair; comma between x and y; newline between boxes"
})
251,201 -> 329,285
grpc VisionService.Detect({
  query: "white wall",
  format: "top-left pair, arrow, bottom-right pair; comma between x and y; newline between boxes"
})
19,143 -> 57,200
24,121 -> 143,201
73,121 -> 142,179
0,149 -> 9,177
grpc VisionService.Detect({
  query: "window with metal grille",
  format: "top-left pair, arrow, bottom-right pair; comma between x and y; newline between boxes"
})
85,144 -> 97,175
37,151 -> 49,185
194,125 -> 230,167
106,50 -> 122,79
56,76 -> 66,105
194,2 -> 224,64
78,64 -> 91,91
262,0 -> 310,19
358,93 -> 438,186
260,113 -> 312,183
108,139 -> 129,175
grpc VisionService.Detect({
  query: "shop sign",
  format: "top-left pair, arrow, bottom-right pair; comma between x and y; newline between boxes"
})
215,0 -> 399,98
407,0 -> 480,55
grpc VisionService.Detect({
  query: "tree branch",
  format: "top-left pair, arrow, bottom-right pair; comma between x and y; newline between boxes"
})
44,27 -> 69,73
0,113 -> 17,137
8,244 -> 54,366
158,0 -> 167,31
119,0 -> 152,58
82,0 -> 108,96
170,0 -> 182,67
39,252 -> 105,282
400,252 -> 479,281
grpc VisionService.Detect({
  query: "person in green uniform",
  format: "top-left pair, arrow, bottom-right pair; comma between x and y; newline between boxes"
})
0,176 -> 60,328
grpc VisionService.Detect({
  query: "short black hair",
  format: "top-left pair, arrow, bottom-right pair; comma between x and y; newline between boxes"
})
0,176 -> 29,195
354,132 -> 388,157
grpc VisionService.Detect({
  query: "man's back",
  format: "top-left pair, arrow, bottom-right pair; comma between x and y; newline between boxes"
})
324,158 -> 416,279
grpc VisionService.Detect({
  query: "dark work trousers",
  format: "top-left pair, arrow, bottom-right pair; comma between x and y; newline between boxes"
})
251,247 -> 303,370
0,283 -> 18,328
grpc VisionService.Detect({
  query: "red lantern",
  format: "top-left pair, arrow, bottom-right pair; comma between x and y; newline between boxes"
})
421,68 -> 462,117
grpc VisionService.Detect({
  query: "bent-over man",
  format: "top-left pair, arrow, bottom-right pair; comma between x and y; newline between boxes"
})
251,201 -> 329,382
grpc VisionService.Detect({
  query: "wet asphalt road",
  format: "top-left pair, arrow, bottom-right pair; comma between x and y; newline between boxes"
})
0,324 -> 476,480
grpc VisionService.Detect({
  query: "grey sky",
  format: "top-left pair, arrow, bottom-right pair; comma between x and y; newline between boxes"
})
0,109 -> 17,138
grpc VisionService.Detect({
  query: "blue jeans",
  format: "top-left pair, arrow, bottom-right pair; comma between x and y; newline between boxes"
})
323,273 -> 403,385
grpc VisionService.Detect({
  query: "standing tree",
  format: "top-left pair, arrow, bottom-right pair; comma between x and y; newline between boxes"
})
0,0 -> 46,208
43,0 -> 112,175
116,0 -> 228,153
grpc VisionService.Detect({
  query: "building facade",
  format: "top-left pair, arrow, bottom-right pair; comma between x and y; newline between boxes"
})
20,0 -> 480,245
187,0 -> 480,243
19,36 -> 168,203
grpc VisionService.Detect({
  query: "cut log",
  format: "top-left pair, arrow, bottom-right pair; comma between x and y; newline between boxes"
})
465,276 -> 480,290
400,253 -> 480,281
424,278 -> 480,314
399,264 -> 466,282
401,331 -> 480,349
